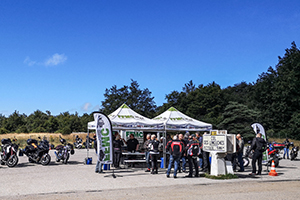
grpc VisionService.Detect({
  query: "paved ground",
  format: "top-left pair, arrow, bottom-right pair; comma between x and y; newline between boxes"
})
1,149 -> 299,199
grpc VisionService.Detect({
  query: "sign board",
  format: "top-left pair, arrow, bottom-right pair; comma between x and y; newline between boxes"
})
203,133 -> 236,153
210,130 -> 227,135
203,135 -> 226,152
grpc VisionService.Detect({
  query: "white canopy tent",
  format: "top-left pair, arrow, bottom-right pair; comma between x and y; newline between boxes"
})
108,103 -> 164,130
152,107 -> 212,131
88,104 -> 164,130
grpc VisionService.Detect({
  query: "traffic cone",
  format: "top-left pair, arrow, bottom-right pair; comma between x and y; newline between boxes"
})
268,160 -> 278,176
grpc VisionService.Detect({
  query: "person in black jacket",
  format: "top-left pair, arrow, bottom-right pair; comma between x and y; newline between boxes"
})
166,136 -> 184,178
249,133 -> 267,175
113,134 -> 124,168
186,134 -> 200,177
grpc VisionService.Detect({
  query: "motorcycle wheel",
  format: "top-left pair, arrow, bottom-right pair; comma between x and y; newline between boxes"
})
40,154 -> 51,165
63,153 -> 70,164
291,154 -> 295,160
243,157 -> 250,167
7,155 -> 18,167
78,145 -> 82,149
272,158 -> 279,167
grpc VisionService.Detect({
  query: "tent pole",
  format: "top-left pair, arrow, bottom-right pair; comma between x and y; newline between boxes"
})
163,123 -> 167,169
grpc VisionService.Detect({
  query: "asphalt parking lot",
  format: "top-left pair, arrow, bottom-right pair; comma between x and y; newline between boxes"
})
1,149 -> 300,199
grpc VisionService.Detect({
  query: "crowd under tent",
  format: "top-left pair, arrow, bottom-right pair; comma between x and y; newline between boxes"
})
87,104 -> 212,168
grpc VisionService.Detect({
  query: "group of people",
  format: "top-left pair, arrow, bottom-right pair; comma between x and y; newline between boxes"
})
93,130 -> 275,177
163,132 -> 210,178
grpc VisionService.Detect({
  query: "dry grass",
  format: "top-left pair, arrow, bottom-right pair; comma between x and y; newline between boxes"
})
0,133 -> 93,148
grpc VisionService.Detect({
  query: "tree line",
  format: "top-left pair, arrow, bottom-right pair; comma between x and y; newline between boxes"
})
1,42 -> 299,141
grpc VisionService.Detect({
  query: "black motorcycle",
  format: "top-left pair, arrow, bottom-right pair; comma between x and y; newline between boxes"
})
83,137 -> 93,149
74,137 -> 83,149
290,142 -> 299,160
54,136 -> 75,164
23,137 -> 51,165
0,138 -> 19,167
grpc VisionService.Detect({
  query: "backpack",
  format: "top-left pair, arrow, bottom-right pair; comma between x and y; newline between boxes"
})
188,143 -> 200,157
170,141 -> 183,156
149,140 -> 160,152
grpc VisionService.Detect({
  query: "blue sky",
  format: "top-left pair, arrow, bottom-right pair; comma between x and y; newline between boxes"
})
0,0 -> 299,116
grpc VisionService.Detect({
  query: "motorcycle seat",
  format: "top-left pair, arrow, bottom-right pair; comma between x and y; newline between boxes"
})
55,145 -> 64,150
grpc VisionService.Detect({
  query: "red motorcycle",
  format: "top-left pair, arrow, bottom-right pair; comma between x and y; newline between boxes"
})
267,146 -> 281,167
245,142 -> 281,167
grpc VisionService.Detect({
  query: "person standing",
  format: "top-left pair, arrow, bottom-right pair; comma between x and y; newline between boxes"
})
124,134 -> 140,167
249,133 -> 267,175
283,138 -> 291,159
113,134 -> 124,168
148,134 -> 160,174
179,133 -> 187,173
126,134 -> 140,152
186,134 -> 200,177
236,134 -> 244,172
166,136 -> 184,178
144,134 -> 151,172
201,132 -> 210,173
196,132 -> 203,169
94,135 -> 103,173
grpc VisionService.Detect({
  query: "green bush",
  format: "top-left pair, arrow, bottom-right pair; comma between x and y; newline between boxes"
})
0,128 -> 8,134
62,126 -> 72,135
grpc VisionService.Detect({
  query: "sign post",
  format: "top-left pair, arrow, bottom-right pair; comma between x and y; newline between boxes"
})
202,130 -> 236,176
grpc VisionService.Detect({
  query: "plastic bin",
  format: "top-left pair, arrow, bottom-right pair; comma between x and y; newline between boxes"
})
160,157 -> 164,168
103,164 -> 110,170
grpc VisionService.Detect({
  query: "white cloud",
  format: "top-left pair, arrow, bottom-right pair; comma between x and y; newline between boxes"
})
44,53 -> 67,66
23,56 -> 37,66
83,103 -> 92,111
24,53 -> 67,67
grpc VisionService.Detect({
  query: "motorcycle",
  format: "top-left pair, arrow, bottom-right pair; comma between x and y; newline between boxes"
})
83,137 -> 93,149
74,137 -> 83,149
22,137 -> 51,165
267,145 -> 281,167
0,138 -> 19,167
244,141 -> 280,167
54,136 -> 75,164
290,142 -> 299,160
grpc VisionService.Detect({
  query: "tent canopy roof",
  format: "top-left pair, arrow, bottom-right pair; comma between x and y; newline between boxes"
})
88,105 -> 212,131
152,107 -> 212,131
108,103 -> 163,127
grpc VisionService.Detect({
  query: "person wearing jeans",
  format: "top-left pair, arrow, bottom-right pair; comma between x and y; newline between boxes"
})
283,138 -> 291,159
166,136 -> 184,178
236,134 -> 244,172
166,155 -> 181,178
144,134 -> 151,172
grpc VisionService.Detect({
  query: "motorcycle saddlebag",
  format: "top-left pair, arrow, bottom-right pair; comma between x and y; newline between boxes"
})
1,138 -> 11,145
